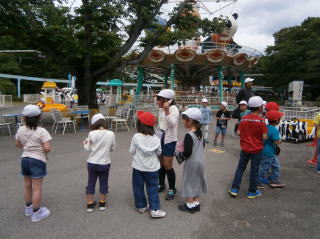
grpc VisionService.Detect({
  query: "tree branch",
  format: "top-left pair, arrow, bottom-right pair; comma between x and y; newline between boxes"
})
92,0 -> 169,78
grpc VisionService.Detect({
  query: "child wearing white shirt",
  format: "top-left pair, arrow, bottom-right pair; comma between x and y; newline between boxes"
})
83,114 -> 115,212
129,111 -> 166,218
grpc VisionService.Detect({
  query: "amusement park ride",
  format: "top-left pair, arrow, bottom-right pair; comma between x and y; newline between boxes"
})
135,0 -> 262,101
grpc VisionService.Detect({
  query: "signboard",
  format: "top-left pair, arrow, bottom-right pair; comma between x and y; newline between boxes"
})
288,81 -> 304,101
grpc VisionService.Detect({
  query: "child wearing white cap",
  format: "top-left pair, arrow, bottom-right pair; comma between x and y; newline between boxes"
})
83,113 -> 116,212
156,89 -> 179,201
229,96 -> 268,199
199,98 -> 212,143
15,104 -> 52,222
175,108 -> 207,213
232,101 -> 250,139
213,102 -> 231,147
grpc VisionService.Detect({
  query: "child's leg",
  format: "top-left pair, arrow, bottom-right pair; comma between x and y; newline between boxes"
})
248,153 -> 262,193
98,164 -> 111,202
270,156 -> 280,182
258,156 -> 272,183
158,158 -> 166,187
231,151 -> 250,189
204,125 -> 209,141
132,169 -> 147,209
86,163 -> 99,203
31,178 -> 43,210
24,176 -> 32,205
145,171 -> 160,211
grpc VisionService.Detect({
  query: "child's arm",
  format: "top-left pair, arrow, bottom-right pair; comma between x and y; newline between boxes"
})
110,133 -> 116,152
15,140 -> 23,148
42,141 -> 51,153
274,140 -> 282,145
83,133 -> 92,151
155,143 -> 162,157
129,136 -> 136,154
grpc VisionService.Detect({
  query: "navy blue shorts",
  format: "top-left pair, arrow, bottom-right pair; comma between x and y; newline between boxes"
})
21,157 -> 47,178
161,134 -> 177,157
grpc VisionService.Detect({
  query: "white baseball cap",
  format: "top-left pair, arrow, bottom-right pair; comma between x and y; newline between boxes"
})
182,108 -> 202,122
91,113 -> 105,125
21,104 -> 41,117
221,101 -> 228,107
239,100 -> 248,106
156,89 -> 175,99
201,98 -> 208,103
248,96 -> 265,107
245,78 -> 254,84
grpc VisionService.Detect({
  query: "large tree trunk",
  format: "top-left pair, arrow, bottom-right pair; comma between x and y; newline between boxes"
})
88,78 -> 98,109
77,73 -> 90,106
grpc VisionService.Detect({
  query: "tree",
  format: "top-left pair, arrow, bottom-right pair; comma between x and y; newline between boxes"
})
1,0 -> 221,107
257,17 -> 320,100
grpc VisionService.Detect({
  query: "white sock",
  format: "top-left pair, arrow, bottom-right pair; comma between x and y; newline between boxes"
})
186,202 -> 195,208
194,201 -> 200,206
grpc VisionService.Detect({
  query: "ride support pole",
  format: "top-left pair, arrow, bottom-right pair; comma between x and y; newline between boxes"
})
170,64 -> 175,90
217,66 -> 224,102
135,67 -> 144,105
240,71 -> 245,88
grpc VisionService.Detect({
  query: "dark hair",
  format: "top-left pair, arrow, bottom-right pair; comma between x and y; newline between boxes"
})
182,114 -> 201,130
249,107 -> 260,112
137,120 -> 154,136
91,119 -> 107,130
162,98 -> 175,106
268,120 -> 278,124
25,115 -> 41,130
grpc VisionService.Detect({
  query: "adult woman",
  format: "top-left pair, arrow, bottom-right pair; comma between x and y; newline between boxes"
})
156,89 -> 179,200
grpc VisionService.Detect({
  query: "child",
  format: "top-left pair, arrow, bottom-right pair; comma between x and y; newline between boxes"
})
129,111 -> 166,218
15,104 -> 52,222
176,108 -> 207,213
233,100 -> 250,139
214,101 -> 231,147
258,110 -> 285,188
83,113 -> 115,212
200,98 -> 212,143
229,96 -> 268,199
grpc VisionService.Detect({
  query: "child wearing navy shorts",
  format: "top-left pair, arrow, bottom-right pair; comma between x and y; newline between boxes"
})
15,105 -> 52,222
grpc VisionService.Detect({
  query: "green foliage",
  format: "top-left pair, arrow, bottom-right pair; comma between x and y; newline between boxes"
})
258,17 -> 320,100
0,79 -> 16,96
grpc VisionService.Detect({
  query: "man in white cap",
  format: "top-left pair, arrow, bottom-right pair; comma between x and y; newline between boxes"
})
156,89 -> 179,200
229,96 -> 268,199
199,98 -> 212,143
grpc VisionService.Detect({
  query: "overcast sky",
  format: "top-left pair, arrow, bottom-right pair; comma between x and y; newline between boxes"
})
72,0 -> 320,53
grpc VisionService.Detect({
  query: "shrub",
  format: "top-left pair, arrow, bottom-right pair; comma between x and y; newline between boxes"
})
0,79 -> 16,96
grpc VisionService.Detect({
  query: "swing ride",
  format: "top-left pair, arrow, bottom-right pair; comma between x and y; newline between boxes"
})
134,0 -> 262,95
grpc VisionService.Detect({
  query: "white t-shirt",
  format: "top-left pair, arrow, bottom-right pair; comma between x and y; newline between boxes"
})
129,133 -> 161,172
158,105 -> 179,144
84,129 -> 115,165
15,126 -> 52,163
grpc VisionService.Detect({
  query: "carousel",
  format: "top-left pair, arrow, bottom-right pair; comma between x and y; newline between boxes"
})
134,0 -> 262,101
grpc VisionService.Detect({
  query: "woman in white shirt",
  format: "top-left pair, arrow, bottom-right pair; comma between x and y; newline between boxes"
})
156,89 -> 179,200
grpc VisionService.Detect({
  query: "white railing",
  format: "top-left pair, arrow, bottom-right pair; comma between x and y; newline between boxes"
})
0,95 -> 12,106
281,107 -> 320,121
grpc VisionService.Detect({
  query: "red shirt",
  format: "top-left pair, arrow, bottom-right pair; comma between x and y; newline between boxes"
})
239,114 -> 268,154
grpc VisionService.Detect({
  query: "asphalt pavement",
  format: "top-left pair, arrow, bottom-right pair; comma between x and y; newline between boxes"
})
0,113 -> 319,239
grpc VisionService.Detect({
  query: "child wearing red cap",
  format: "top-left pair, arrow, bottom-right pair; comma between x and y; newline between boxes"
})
129,111 -> 166,218
258,110 -> 286,188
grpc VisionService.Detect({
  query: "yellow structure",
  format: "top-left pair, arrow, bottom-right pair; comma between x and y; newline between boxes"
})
36,82 -> 68,112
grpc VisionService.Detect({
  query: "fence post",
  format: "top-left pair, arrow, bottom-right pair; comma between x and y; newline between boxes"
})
17,78 -> 21,98
240,71 -> 245,88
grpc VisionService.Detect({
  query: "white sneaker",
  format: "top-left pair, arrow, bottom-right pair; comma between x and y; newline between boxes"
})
137,207 -> 148,214
150,210 -> 166,218
25,205 -> 33,216
31,207 -> 51,222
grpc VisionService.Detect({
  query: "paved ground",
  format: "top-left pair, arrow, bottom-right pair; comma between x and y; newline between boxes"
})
1,106 -> 320,239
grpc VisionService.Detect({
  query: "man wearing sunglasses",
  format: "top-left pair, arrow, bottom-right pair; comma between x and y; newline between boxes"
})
156,89 -> 179,200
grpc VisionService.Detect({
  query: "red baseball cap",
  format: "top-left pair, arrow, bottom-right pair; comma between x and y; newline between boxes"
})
265,102 -> 280,111
137,111 -> 157,126
266,110 -> 284,121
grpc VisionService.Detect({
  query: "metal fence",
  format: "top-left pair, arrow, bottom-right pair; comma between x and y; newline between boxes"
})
280,106 -> 320,120
0,95 -> 12,106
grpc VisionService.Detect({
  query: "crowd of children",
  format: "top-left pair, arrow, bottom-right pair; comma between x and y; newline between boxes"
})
15,88 -> 292,223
